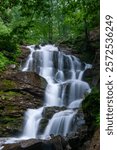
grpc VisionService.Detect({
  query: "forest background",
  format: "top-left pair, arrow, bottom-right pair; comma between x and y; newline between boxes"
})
0,0 -> 99,70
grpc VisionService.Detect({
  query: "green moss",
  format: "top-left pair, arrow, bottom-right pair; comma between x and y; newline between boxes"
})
0,115 -> 22,126
0,91 -> 22,100
7,105 -> 16,111
82,87 -> 100,128
0,116 -> 16,123
2,80 -> 16,89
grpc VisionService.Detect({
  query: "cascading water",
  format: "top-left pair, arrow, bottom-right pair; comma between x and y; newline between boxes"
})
22,107 -> 44,139
20,44 -> 92,139
43,110 -> 77,138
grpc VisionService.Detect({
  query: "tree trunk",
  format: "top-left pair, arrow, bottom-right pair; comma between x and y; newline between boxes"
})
84,18 -> 90,51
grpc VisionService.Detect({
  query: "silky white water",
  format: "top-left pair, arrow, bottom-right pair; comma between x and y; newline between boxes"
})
10,44 -> 92,141
43,109 -> 77,138
22,107 -> 44,139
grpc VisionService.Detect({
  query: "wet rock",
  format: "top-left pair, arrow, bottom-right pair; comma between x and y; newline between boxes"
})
39,118 -> 49,133
34,45 -> 41,50
20,139 -> 41,148
50,135 -> 70,150
2,143 -> 22,150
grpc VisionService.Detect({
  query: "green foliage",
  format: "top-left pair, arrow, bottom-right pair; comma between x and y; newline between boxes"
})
0,52 -> 11,70
0,0 -> 99,61
0,0 -> 100,45
82,87 -> 100,128
0,20 -> 11,36
0,18 -> 21,62
0,17 -> 21,70
0,48 -> 21,71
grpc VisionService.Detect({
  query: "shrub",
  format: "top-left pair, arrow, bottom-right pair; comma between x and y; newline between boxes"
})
0,52 -> 11,70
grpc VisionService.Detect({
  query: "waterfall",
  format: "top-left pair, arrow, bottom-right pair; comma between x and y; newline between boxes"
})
22,107 -> 44,139
22,45 -> 35,72
20,44 -> 91,139
43,110 -> 76,138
